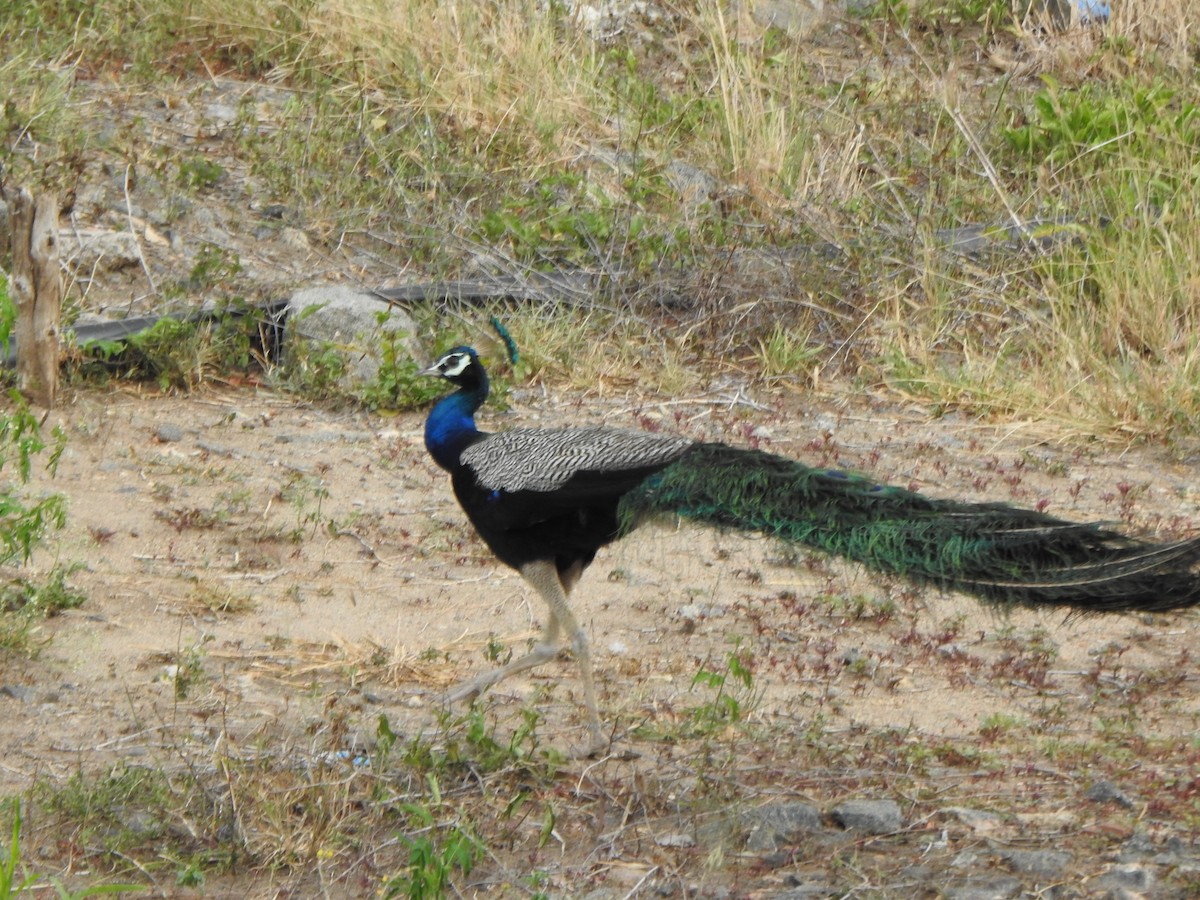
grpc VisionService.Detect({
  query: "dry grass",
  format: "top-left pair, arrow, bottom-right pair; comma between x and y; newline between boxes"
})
3,0 -> 1199,442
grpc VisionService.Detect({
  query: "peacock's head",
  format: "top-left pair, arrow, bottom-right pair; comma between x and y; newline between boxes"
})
419,346 -> 486,389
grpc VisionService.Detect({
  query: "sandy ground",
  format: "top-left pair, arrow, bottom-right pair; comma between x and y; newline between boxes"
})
3,378 -> 1200,896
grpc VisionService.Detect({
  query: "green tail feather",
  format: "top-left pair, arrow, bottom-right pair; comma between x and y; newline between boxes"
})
618,443 -> 1200,613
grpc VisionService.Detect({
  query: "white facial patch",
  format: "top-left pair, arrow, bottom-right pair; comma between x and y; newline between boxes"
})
439,352 -> 472,377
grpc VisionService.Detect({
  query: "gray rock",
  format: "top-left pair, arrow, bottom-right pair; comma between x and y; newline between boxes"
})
63,229 -> 142,273
677,602 -> 727,620
1117,830 -> 1156,861
0,684 -> 38,702
663,161 -> 719,217
830,799 -> 902,834
773,884 -> 836,899
1001,848 -> 1072,877
1086,779 -> 1134,808
941,807 -> 1004,833
941,877 -> 1023,900
746,0 -> 828,38
1096,864 -> 1154,892
744,801 -> 822,851
155,424 -> 185,443
286,285 -> 421,386
655,832 -> 695,848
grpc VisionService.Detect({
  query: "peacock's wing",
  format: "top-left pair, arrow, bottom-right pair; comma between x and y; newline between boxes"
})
461,426 -> 693,494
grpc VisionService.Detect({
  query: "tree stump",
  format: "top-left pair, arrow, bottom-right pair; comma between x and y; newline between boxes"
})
5,187 -> 61,408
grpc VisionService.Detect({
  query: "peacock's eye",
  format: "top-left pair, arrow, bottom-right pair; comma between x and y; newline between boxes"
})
440,352 -> 471,377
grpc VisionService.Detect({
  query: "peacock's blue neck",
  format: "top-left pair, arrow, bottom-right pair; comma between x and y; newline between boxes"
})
425,379 -> 488,472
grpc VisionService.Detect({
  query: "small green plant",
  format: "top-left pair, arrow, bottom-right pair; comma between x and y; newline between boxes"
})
170,636 -> 212,700
183,243 -> 241,292
1005,78 -> 1200,175
177,156 -> 225,191
687,643 -> 760,735
0,799 -> 38,898
358,312 -> 444,412
979,712 -> 1025,742
753,323 -> 821,383
384,801 -> 482,900
0,393 -> 67,568
279,470 -> 330,540
1,798 -> 143,898
278,337 -> 348,400
0,566 -> 86,654
77,299 -> 262,390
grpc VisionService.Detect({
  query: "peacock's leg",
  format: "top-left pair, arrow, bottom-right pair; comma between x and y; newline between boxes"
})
442,559 -> 607,754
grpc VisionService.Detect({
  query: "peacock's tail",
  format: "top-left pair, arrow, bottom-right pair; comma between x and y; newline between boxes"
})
618,442 -> 1200,613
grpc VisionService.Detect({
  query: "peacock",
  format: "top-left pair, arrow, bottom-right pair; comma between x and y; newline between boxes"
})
420,345 -> 1200,754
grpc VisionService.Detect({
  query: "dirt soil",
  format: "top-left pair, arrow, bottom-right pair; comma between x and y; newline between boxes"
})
5,379 -> 1200,897
3,69 -> 1200,899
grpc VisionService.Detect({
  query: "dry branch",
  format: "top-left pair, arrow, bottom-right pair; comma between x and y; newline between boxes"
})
5,186 -> 61,407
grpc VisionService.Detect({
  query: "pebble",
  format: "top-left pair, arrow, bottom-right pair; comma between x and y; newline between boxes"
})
0,684 -> 37,702
155,423 -> 184,443
1000,848 -> 1072,876
743,802 -> 822,851
1086,779 -> 1134,808
941,876 -> 1022,900
1096,864 -> 1154,892
831,799 -> 902,834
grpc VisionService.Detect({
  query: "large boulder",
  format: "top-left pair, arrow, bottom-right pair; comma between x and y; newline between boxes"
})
286,285 -> 421,386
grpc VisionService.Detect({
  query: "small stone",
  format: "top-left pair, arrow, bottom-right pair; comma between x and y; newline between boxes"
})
1096,864 -> 1154,891
941,877 -> 1022,900
744,802 -> 823,851
772,884 -> 837,899
63,230 -> 141,273
155,424 -> 184,443
655,832 -> 695,848
831,799 -> 902,835
1002,849 -> 1072,877
1118,830 -> 1155,860
1085,780 -> 1134,808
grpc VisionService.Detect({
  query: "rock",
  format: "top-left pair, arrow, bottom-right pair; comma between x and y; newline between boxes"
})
1086,780 -> 1134,808
830,799 -> 902,834
1096,864 -> 1154,892
941,807 -> 1004,834
0,684 -> 38,702
1117,830 -> 1155,861
655,832 -> 695,848
155,424 -> 185,443
663,161 -> 719,218
285,285 -> 422,387
745,0 -> 828,39
744,802 -> 822,851
62,229 -> 142,273
772,884 -> 836,899
1001,848 -> 1071,877
941,877 -> 1023,900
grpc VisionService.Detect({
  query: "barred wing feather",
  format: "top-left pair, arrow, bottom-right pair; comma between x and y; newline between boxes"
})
462,426 -> 693,492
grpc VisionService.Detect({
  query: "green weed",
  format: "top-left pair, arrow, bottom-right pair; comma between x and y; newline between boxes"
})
687,643 -> 761,735
77,306 -> 263,391
358,312 -> 444,412
385,800 -> 482,900
0,799 -> 142,899
0,567 -> 85,655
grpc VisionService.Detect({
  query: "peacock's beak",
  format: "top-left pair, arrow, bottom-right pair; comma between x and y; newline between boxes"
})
417,362 -> 441,377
